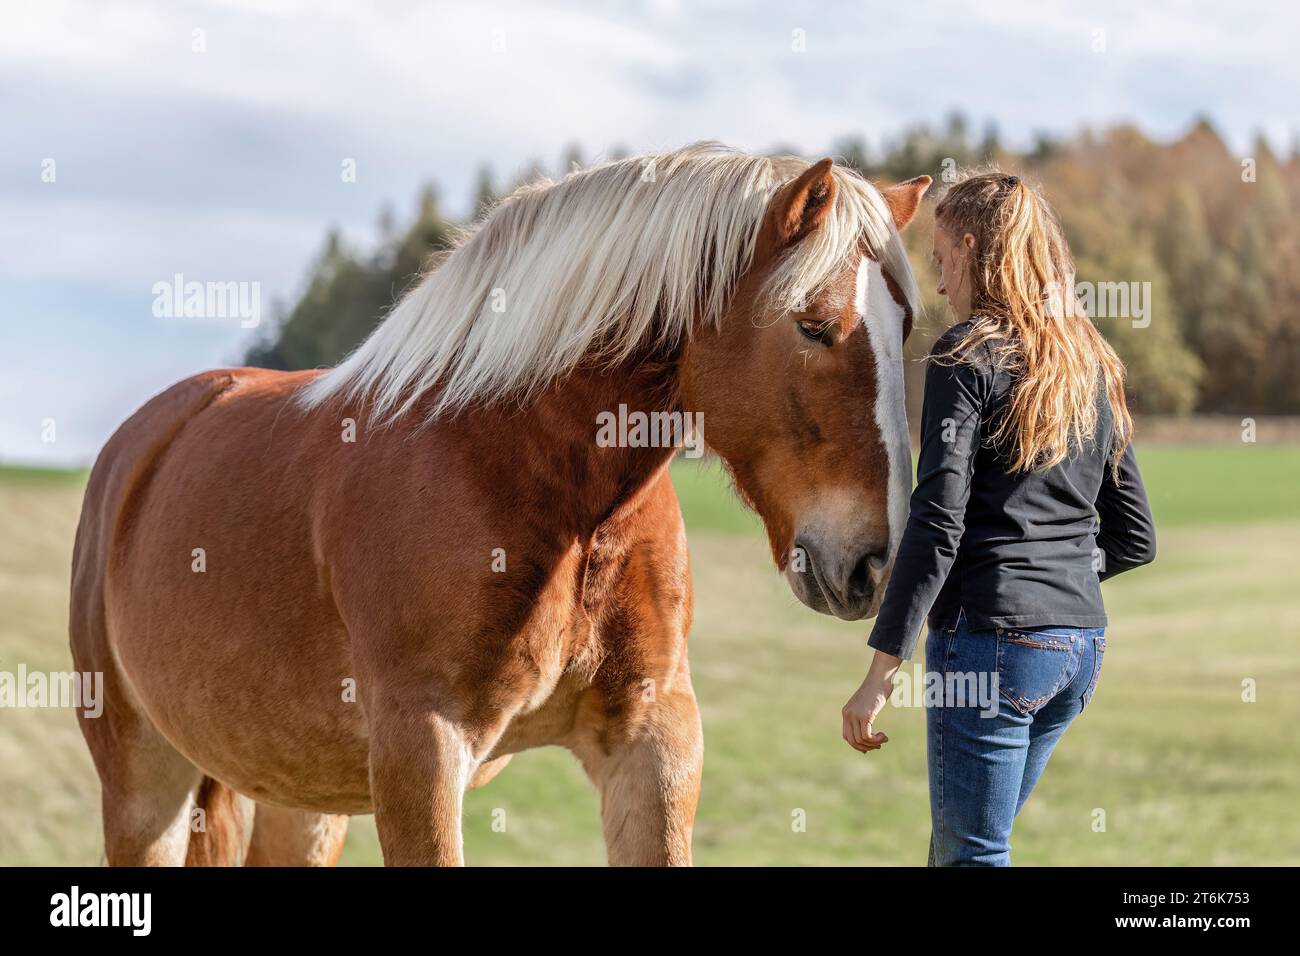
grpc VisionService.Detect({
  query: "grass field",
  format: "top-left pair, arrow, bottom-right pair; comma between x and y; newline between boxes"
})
1,444 -> 1298,866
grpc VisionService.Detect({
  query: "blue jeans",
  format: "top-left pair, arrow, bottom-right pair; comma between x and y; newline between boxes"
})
925,611 -> 1105,866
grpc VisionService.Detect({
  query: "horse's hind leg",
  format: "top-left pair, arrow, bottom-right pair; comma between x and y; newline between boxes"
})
245,805 -> 349,866
82,708 -> 204,866
75,647 -> 249,865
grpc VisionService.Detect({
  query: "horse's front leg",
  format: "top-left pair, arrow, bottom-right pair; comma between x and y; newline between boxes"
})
576,678 -> 704,866
366,703 -> 474,866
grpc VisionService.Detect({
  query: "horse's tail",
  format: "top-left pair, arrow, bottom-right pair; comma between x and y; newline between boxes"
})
185,776 -> 250,866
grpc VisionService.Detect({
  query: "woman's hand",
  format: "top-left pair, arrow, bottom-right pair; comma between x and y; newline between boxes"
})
842,650 -> 903,753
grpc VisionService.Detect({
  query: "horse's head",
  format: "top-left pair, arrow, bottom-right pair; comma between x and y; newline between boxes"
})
680,160 -> 929,621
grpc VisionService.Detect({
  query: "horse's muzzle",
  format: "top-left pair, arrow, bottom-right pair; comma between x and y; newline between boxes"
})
785,533 -> 889,621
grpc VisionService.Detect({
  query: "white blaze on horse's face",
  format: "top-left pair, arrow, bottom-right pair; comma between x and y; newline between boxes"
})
858,256 -> 913,580
780,254 -> 913,621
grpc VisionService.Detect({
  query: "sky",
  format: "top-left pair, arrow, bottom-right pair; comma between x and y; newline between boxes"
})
3,0 -> 1296,466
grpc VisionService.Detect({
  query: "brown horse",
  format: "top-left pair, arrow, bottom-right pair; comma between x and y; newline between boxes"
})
70,144 -> 929,866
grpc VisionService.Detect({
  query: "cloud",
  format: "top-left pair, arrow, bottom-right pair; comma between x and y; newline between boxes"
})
1,0 -> 1294,464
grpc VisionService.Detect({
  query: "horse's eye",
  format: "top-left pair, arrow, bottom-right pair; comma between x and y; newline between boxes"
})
797,321 -> 836,347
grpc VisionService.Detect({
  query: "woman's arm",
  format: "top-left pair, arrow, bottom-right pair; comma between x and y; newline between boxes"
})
866,355 -> 987,660
1095,441 -> 1156,579
843,354 -> 985,753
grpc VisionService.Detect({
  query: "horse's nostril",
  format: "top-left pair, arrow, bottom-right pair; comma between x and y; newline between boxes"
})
847,553 -> 875,600
849,548 -> 890,601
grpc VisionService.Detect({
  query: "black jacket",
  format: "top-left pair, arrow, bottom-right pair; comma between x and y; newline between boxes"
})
868,320 -> 1156,660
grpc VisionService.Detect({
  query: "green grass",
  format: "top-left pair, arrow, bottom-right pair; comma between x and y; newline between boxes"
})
1,446 -> 1297,866
674,444 -> 1300,534
1135,444 -> 1300,527
669,457 -> 763,535
0,465 -> 88,486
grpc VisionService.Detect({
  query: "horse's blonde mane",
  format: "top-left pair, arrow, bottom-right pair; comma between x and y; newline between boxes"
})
299,142 -> 918,421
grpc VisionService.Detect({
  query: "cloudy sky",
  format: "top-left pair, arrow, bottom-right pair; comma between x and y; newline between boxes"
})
3,0 -> 1295,465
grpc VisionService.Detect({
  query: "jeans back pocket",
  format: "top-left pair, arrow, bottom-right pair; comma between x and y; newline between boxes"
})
1081,633 -> 1106,709
995,628 -> 1080,716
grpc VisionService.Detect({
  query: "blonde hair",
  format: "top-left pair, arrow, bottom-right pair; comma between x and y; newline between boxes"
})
299,142 -> 918,423
933,171 -> 1131,474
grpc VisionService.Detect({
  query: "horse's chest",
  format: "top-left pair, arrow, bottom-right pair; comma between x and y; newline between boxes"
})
489,502 -> 686,752
494,539 -> 630,738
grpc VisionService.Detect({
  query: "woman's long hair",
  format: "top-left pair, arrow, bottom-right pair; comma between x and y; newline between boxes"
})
933,171 -> 1132,474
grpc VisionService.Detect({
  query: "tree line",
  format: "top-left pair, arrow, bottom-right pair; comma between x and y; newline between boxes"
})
245,116 -> 1300,417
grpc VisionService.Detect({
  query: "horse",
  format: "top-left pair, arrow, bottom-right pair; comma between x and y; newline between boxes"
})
69,143 -> 929,866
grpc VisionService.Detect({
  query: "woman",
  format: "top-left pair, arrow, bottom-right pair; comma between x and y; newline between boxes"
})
842,171 -> 1156,866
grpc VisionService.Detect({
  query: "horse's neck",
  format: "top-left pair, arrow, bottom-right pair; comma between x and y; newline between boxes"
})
446,356 -> 683,537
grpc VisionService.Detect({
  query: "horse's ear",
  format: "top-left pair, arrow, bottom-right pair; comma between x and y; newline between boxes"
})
881,175 -> 931,231
766,158 -> 837,247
